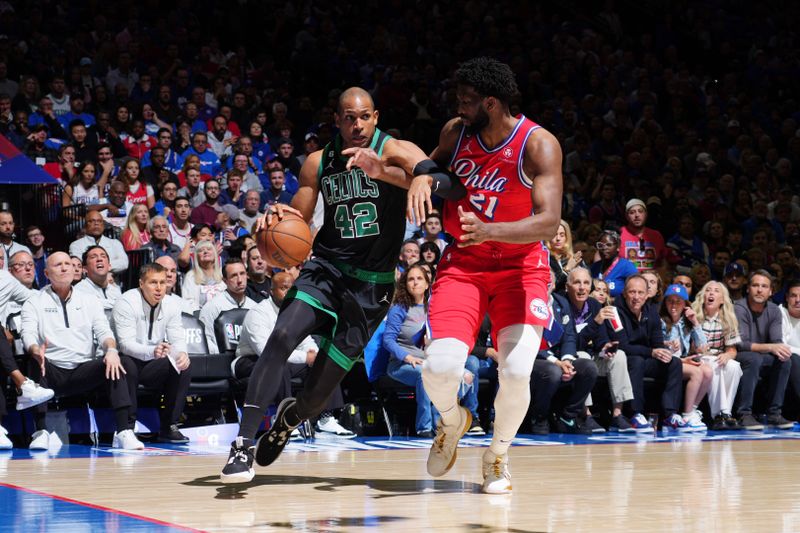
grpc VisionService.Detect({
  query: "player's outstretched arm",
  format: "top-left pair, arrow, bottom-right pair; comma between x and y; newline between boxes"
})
458,130 -> 563,247
406,118 -> 468,223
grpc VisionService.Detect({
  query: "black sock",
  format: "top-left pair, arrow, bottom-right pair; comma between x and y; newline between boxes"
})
238,406 -> 264,440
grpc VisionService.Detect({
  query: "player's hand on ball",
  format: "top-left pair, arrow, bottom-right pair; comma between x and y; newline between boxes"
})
407,175 -> 434,225
257,203 -> 304,231
457,205 -> 491,247
342,147 -> 384,177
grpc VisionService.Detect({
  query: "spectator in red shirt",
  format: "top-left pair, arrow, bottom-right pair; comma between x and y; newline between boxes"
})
122,119 -> 155,159
618,198 -> 667,272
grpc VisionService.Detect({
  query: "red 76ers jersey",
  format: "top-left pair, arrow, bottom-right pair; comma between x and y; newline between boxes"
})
443,115 -> 544,257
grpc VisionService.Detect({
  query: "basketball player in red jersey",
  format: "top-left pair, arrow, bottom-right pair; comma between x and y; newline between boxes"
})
408,57 -> 563,494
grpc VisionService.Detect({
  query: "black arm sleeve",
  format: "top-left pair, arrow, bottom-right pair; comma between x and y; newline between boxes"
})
413,159 -> 467,200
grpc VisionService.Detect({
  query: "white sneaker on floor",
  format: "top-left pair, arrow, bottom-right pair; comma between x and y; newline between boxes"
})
427,406 -> 471,477
113,429 -> 145,450
481,449 -> 512,494
29,429 -> 50,450
315,415 -> 355,438
683,410 -> 707,432
0,425 -> 12,450
16,379 -> 54,410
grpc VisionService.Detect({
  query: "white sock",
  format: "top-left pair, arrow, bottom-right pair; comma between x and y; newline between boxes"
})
422,338 -> 470,427
489,324 -> 541,457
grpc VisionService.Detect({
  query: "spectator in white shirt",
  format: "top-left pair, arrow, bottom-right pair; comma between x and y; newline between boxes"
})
74,245 -> 122,310
781,280 -> 800,405
0,266 -> 53,449
69,211 -> 129,274
181,239 -> 226,311
199,259 -> 256,354
113,263 -> 191,443
21,252 -> 139,450
0,210 -> 31,271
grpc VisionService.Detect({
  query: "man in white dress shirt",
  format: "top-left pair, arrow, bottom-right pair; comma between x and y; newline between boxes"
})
781,280 -> 800,407
69,211 -> 129,274
199,259 -> 256,354
74,245 -> 122,310
113,263 -> 192,443
21,252 -> 139,450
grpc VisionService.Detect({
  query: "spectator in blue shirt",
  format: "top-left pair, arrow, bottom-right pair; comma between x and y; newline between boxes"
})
591,230 -> 639,297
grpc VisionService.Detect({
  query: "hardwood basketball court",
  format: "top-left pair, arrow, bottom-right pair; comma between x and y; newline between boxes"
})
3,430 -> 800,532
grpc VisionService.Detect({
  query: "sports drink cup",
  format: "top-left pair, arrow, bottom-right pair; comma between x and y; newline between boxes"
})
608,306 -> 624,332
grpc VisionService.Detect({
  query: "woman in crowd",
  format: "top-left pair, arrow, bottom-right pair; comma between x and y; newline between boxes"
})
642,270 -> 663,305
382,265 -> 481,437
690,263 -> 712,293
113,104 -> 132,140
590,230 -> 638,297
548,219 -> 585,293
590,279 -> 610,305
660,284 -> 711,431
120,158 -> 155,210
62,160 -> 108,208
692,281 -> 744,431
121,204 -> 152,251
181,238 -> 226,311
419,241 -> 441,276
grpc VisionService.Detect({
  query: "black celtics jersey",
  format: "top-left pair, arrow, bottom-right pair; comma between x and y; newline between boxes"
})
313,129 -> 406,273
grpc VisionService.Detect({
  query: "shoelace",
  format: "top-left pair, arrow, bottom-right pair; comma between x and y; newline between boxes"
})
492,460 -> 505,479
229,448 -> 251,465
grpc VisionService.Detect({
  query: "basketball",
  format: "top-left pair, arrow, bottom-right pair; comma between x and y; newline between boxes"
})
256,212 -> 313,268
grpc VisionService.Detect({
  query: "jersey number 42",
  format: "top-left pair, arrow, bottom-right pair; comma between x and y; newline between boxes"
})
334,202 -> 380,238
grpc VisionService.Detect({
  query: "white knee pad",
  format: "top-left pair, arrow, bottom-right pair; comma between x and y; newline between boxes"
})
495,324 -> 541,382
422,338 -> 470,380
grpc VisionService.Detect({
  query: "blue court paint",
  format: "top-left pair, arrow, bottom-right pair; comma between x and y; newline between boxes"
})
0,483 -> 199,532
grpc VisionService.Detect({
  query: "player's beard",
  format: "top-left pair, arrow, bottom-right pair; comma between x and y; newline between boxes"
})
462,106 -> 490,135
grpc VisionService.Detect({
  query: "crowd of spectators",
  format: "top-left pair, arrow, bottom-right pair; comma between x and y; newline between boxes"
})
0,0 -> 799,443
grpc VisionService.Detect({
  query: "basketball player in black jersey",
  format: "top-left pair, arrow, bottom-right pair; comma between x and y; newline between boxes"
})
220,87 -> 460,483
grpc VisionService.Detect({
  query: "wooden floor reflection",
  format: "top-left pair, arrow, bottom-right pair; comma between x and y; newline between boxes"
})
4,439 -> 800,532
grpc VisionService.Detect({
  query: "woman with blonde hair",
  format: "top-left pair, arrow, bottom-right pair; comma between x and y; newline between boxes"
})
181,239 -> 225,311
692,280 -> 744,431
548,219 -> 584,292
121,204 -> 151,251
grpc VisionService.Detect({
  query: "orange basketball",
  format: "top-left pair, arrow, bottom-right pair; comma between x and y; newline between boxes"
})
256,213 -> 313,268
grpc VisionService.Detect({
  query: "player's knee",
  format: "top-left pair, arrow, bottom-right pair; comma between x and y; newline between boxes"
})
422,338 -> 469,380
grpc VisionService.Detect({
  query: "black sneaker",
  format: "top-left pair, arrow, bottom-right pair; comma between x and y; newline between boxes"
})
609,415 -> 635,433
724,414 -> 742,430
582,415 -> 607,433
466,418 -> 486,436
530,416 -> 550,435
710,414 -> 728,431
255,398 -> 300,467
220,436 -> 255,484
555,416 -> 592,435
157,424 -> 190,444
738,413 -> 764,430
767,414 -> 794,429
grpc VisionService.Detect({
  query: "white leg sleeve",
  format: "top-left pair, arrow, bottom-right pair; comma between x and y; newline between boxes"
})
490,324 -> 542,457
422,338 -> 470,427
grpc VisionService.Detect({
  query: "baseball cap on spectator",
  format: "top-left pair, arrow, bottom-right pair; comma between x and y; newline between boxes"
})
727,120 -> 740,128
625,198 -> 646,212
724,263 -> 746,277
304,132 -> 318,142
664,284 -> 689,302
220,204 -> 240,222
79,57 -> 92,67
646,196 -> 662,207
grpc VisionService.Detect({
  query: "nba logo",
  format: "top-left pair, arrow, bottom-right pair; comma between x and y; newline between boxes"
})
503,147 -> 513,158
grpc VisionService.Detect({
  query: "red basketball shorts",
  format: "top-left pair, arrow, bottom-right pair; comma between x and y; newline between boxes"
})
426,245 -> 550,348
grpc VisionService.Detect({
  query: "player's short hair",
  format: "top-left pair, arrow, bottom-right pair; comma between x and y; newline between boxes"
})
139,262 -> 167,280
455,57 -> 519,104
